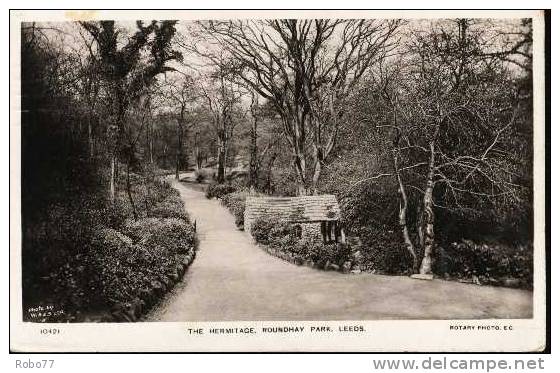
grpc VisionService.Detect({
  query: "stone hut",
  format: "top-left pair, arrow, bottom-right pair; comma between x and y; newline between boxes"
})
244,195 -> 345,243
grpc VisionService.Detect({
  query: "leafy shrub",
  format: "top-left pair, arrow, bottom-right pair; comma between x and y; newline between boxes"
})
43,227 -> 136,312
149,205 -> 189,221
195,172 -> 205,183
44,214 -> 197,316
291,239 -> 352,265
123,217 -> 195,254
194,168 -> 214,183
225,170 -> 248,184
145,179 -> 176,205
87,228 -> 184,307
251,216 -> 355,268
23,171 -> 198,322
205,182 -> 237,199
433,240 -> 533,289
260,161 -> 301,197
22,196 -> 113,315
221,191 -> 248,229
250,216 -> 293,245
117,171 -> 145,186
148,194 -> 189,221
350,226 -> 415,274
101,199 -> 131,230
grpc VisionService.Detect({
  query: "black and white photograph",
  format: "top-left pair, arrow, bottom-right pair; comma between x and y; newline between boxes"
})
9,9 -> 548,352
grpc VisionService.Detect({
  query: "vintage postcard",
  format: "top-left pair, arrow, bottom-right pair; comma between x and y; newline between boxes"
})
9,9 -> 548,352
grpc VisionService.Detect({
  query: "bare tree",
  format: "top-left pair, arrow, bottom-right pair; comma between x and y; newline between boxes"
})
248,91 -> 260,191
386,19 -> 527,274
193,19 -> 401,195
341,19 -> 530,274
198,60 -> 244,183
159,74 -> 198,179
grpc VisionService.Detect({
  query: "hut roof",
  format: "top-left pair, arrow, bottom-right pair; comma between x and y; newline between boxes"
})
245,195 -> 341,223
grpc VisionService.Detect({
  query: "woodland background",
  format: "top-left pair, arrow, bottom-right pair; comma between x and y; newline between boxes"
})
21,18 -> 534,321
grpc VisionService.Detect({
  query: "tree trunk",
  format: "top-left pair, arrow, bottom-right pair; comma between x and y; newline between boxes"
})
196,150 -> 203,169
293,154 -> 307,195
311,161 -> 321,195
175,118 -> 184,180
249,117 -> 259,191
311,145 -> 324,195
111,87 -> 125,199
148,122 -> 154,164
115,157 -> 119,185
109,154 -> 116,202
416,201 -> 425,249
217,141 -> 226,183
224,142 -> 229,178
88,118 -> 94,158
182,119 -> 189,174
265,153 -> 277,195
282,112 -> 308,195
126,160 -> 138,220
419,140 -> 436,275
393,150 -> 418,271
108,122 -> 119,203
194,132 -> 202,170
175,152 -> 180,180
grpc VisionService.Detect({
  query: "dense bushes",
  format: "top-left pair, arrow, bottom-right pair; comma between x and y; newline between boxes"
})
220,191 -> 248,229
23,174 -> 197,322
295,239 -> 355,269
147,193 -> 190,221
87,226 -> 185,306
194,168 -> 214,183
351,227 -> 417,275
346,229 -> 532,287
350,226 -> 533,287
205,182 -> 237,199
123,217 -> 195,253
319,136 -> 533,286
339,226 -> 532,287
433,240 -> 533,289
250,216 -> 294,245
249,215 -> 531,288
250,216 -> 358,271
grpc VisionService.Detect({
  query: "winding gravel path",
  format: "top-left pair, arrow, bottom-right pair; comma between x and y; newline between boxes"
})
147,176 -> 532,321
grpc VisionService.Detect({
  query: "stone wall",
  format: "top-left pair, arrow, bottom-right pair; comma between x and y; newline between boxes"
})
300,222 -> 323,242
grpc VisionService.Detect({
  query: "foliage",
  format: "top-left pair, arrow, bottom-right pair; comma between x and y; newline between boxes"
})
250,216 -> 356,268
123,217 -> 195,253
289,239 -> 354,267
193,168 -> 214,183
147,190 -> 190,220
205,182 -> 237,199
268,164 -> 300,197
22,171 -> 195,321
220,190 -> 249,229
433,240 -> 533,289
86,224 -> 189,307
250,216 -> 294,245
352,227 -> 417,275
149,202 -> 190,221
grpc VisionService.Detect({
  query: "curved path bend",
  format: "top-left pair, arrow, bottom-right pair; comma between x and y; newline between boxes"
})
147,176 -> 532,321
